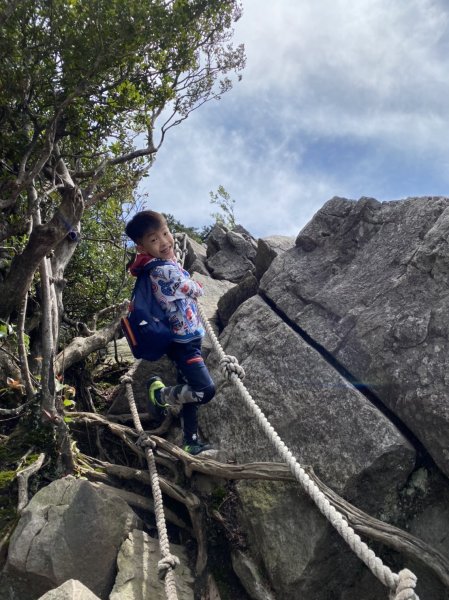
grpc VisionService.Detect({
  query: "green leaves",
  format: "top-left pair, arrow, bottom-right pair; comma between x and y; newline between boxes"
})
0,321 -> 13,339
210,185 -> 237,230
0,321 -> 30,353
64,194 -> 131,321
1,0 -> 245,203
0,0 -> 245,354
56,378 -> 76,411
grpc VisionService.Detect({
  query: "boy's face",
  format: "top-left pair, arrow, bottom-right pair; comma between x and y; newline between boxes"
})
136,224 -> 175,260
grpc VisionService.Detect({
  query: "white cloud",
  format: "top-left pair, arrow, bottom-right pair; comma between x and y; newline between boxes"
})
232,0 -> 449,141
140,0 -> 449,238
143,110 -> 336,237
235,0 -> 449,96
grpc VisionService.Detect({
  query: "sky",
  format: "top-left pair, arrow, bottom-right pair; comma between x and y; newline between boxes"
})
139,0 -> 449,238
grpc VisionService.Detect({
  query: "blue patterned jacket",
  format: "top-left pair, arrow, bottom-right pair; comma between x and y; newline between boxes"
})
148,260 -> 204,342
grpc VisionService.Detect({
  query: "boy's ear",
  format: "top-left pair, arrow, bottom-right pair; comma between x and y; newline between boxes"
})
136,243 -> 145,253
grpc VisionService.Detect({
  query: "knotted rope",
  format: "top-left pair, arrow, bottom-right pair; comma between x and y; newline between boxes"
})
390,570 -> 418,600
219,354 -> 246,381
121,368 -> 180,599
195,298 -> 420,600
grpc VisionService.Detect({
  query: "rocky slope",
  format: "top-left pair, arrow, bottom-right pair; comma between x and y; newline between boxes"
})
2,197 -> 449,600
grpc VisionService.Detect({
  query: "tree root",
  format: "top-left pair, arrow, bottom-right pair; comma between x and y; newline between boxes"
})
16,452 -> 46,513
70,412 -> 449,588
107,412 -> 174,436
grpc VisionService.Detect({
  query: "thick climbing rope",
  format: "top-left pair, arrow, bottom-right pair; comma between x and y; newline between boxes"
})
121,362 -> 180,600
173,231 -> 419,600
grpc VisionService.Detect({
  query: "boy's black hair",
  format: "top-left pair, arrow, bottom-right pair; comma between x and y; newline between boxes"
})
125,210 -> 167,243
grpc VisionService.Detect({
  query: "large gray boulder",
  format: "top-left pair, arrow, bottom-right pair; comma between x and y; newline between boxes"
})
37,580 -> 101,600
206,224 -> 257,283
260,196 -> 449,478
203,295 -> 414,499
0,477 -> 140,600
200,295 -> 419,599
255,235 -> 295,280
194,272 -> 236,336
182,235 -> 209,276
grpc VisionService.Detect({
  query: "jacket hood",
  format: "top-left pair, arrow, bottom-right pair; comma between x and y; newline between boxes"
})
128,253 -> 155,276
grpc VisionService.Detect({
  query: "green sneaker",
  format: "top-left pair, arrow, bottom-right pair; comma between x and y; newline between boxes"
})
146,376 -> 168,420
182,440 -> 213,456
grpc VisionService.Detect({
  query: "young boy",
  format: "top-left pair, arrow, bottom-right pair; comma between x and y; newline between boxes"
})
125,210 -> 215,456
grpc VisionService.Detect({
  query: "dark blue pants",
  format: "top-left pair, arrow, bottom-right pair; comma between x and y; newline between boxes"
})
166,339 -> 215,442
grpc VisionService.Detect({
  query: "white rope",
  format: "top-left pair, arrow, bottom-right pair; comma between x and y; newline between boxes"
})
195,297 -> 420,600
121,367 -> 180,600
390,570 -> 418,600
174,234 -> 188,268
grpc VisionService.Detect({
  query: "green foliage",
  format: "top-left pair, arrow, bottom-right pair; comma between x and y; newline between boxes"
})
0,0 -> 245,326
0,0 -> 245,203
209,486 -> 228,510
0,0 -> 245,468
0,321 -> 13,339
0,320 -> 29,352
64,196 -> 132,322
0,470 -> 15,488
210,185 -> 237,230
0,0 -> 245,302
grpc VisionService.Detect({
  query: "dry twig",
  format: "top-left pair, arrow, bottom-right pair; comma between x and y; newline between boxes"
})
16,452 -> 46,513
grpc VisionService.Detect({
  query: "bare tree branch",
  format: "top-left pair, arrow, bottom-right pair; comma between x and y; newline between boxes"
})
55,304 -> 128,374
74,413 -> 449,587
0,185 -> 84,320
16,292 -> 35,399
69,409 -> 449,590
33,199 -> 56,416
16,452 -> 46,513
62,314 -> 94,337
0,402 -> 30,417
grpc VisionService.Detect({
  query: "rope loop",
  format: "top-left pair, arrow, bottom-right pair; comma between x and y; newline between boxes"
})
120,374 -> 133,384
136,433 -> 156,449
158,554 -> 180,580
390,569 -> 418,600
174,234 -> 187,264
219,354 -> 245,381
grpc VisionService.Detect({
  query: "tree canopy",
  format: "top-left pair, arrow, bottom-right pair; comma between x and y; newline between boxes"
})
0,0 -> 244,314
0,0 -> 245,469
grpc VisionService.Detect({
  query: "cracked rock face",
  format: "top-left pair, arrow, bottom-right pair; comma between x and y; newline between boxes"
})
260,196 -> 449,478
204,296 -> 415,502
201,196 -> 449,600
201,294 -> 416,599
